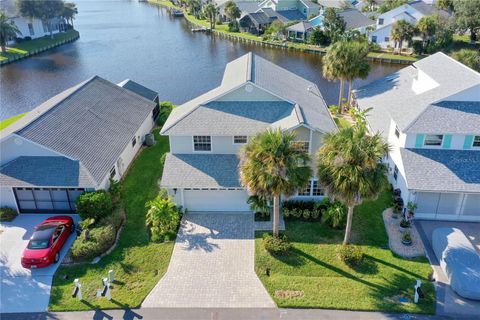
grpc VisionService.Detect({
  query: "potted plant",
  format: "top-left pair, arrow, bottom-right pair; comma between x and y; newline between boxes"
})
399,218 -> 410,232
392,197 -> 403,219
407,201 -> 417,219
402,231 -> 412,246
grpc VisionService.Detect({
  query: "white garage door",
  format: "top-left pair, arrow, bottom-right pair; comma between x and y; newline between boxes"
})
183,189 -> 250,212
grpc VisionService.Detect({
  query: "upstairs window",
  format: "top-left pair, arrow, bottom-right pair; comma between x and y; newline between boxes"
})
473,136 -> 480,147
378,18 -> 384,25
132,136 -> 137,147
233,136 -> 248,144
28,23 -> 34,36
384,36 -> 390,42
312,180 -> 324,196
298,180 -> 312,196
293,141 -> 310,153
424,134 -> 443,146
393,165 -> 398,181
193,136 -> 211,151
394,126 -> 400,138
371,36 -> 377,43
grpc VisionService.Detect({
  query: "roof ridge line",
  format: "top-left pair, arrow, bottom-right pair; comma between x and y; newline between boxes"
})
246,52 -> 253,82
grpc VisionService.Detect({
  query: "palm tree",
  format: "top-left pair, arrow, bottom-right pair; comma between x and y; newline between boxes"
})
391,20 -> 416,55
323,41 -> 348,109
317,124 -> 389,244
240,129 -> 312,237
16,0 -> 40,23
0,11 -> 21,52
203,3 -> 218,30
345,41 -> 371,105
416,16 -> 437,51
224,0 -> 240,21
62,2 -> 78,29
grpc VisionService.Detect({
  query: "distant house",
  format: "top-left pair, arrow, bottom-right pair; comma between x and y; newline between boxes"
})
317,0 -> 353,11
217,0 -> 261,21
354,53 -> 480,221
0,77 -> 158,213
239,12 -> 273,34
369,0 -> 450,49
259,0 -> 320,19
1,0 -> 67,41
286,21 -> 313,41
309,8 -> 374,34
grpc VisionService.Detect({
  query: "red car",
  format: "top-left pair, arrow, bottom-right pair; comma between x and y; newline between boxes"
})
21,216 -> 75,269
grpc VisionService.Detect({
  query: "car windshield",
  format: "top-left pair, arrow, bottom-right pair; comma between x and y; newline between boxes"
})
27,226 -> 55,249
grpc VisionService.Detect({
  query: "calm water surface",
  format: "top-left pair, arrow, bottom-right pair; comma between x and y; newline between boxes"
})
0,0 -> 401,120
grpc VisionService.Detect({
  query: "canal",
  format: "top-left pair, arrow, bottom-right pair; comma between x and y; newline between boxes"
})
0,0 -> 401,120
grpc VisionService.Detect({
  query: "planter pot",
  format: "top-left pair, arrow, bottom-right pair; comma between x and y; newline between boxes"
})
392,212 -> 399,219
399,225 -> 410,233
402,239 -> 412,246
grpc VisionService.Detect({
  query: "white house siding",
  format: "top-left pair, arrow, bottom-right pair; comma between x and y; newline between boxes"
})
0,135 -> 64,166
0,187 -> 18,211
169,136 -> 244,154
370,26 -> 395,49
216,84 -> 283,102
10,17 -> 61,40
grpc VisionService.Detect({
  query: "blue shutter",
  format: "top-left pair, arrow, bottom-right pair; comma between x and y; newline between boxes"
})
443,135 -> 452,149
415,134 -> 424,148
463,135 -> 474,149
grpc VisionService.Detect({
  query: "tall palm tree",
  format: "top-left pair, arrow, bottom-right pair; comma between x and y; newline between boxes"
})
391,20 -> 416,55
224,0 -> 240,21
0,11 -> 21,52
416,15 -> 437,51
203,3 -> 218,30
240,129 -> 312,237
323,41 -> 348,109
16,0 -> 40,23
345,41 -> 371,105
317,124 -> 389,244
62,2 -> 78,28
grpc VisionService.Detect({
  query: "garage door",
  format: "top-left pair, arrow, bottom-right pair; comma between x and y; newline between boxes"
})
183,189 -> 250,212
13,187 -> 85,213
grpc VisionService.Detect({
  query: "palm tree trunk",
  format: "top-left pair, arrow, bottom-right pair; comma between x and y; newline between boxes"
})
337,79 -> 344,114
347,80 -> 353,107
272,194 -> 280,237
343,205 -> 354,245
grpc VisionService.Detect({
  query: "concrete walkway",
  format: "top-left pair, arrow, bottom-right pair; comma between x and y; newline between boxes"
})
142,212 -> 275,308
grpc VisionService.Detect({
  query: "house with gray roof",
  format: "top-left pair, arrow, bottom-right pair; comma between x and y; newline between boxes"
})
160,52 -> 336,212
354,52 -> 480,221
0,76 -> 158,213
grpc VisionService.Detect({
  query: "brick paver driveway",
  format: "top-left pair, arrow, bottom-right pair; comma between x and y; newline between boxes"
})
142,212 -> 275,308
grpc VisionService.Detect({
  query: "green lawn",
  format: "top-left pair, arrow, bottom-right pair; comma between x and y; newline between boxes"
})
0,30 -> 79,61
0,113 -> 27,130
49,131 -> 175,311
255,191 -> 436,313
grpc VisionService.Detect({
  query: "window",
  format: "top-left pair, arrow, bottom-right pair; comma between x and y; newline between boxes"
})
28,23 -> 34,36
42,21 -> 48,33
233,136 -> 248,144
424,134 -> 443,146
132,136 -> 137,147
193,136 -> 211,151
394,126 -> 400,138
312,180 -> 324,196
393,165 -> 398,181
110,167 -> 116,179
298,180 -> 312,196
378,18 -> 384,25
384,37 -> 390,42
371,36 -> 377,43
473,136 -> 480,147
293,141 -> 309,152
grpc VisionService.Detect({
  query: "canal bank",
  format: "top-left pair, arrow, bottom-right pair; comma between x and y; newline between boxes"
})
148,0 -> 419,65
0,30 -> 80,66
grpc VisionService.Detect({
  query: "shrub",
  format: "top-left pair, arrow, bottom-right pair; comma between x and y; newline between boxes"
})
145,195 -> 181,242
157,101 -> 175,126
282,199 -> 326,221
337,244 -> 364,267
76,190 -> 113,221
263,233 -> 291,255
400,218 -> 410,228
321,201 -> 346,228
228,21 -> 239,32
70,224 -> 116,261
0,207 -> 17,222
109,178 -> 122,204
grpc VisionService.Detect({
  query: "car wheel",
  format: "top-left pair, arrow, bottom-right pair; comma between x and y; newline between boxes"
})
54,252 -> 60,263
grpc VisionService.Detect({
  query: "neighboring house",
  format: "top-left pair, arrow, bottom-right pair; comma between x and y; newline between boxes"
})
1,0 -> 66,41
0,76 -> 157,213
239,11 -> 273,34
287,21 -> 313,41
259,0 -> 320,19
160,52 -> 337,212
354,52 -> 480,221
309,8 -> 374,35
317,0 -> 353,11
369,0 -> 449,49
217,1 -> 261,21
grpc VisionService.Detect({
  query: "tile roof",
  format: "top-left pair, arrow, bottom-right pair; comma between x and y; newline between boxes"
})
407,101 -> 480,134
161,53 -> 336,135
0,156 -> 95,187
354,53 -> 480,137
11,76 -> 156,186
118,79 -> 158,101
161,154 -> 242,188
400,148 -> 480,193
337,9 -> 374,30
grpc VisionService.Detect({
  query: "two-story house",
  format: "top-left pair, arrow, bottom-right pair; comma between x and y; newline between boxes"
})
354,52 -> 480,222
160,52 -> 337,212
369,0 -> 449,49
258,0 -> 320,19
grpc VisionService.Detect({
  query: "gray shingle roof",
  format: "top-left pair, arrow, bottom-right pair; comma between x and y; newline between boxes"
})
355,53 -> 480,138
247,12 -> 272,25
219,1 -> 260,15
13,76 -> 156,186
407,101 -> 480,134
299,0 -> 320,9
166,101 -> 295,136
409,0 -> 450,18
161,53 -> 336,136
161,154 -> 242,188
337,9 -> 374,30
287,21 -> 313,32
400,148 -> 480,193
317,0 -> 352,9
0,156 -> 95,187
118,79 -> 158,101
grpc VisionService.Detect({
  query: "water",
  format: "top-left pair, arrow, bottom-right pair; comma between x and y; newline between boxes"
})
0,0 -> 401,120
